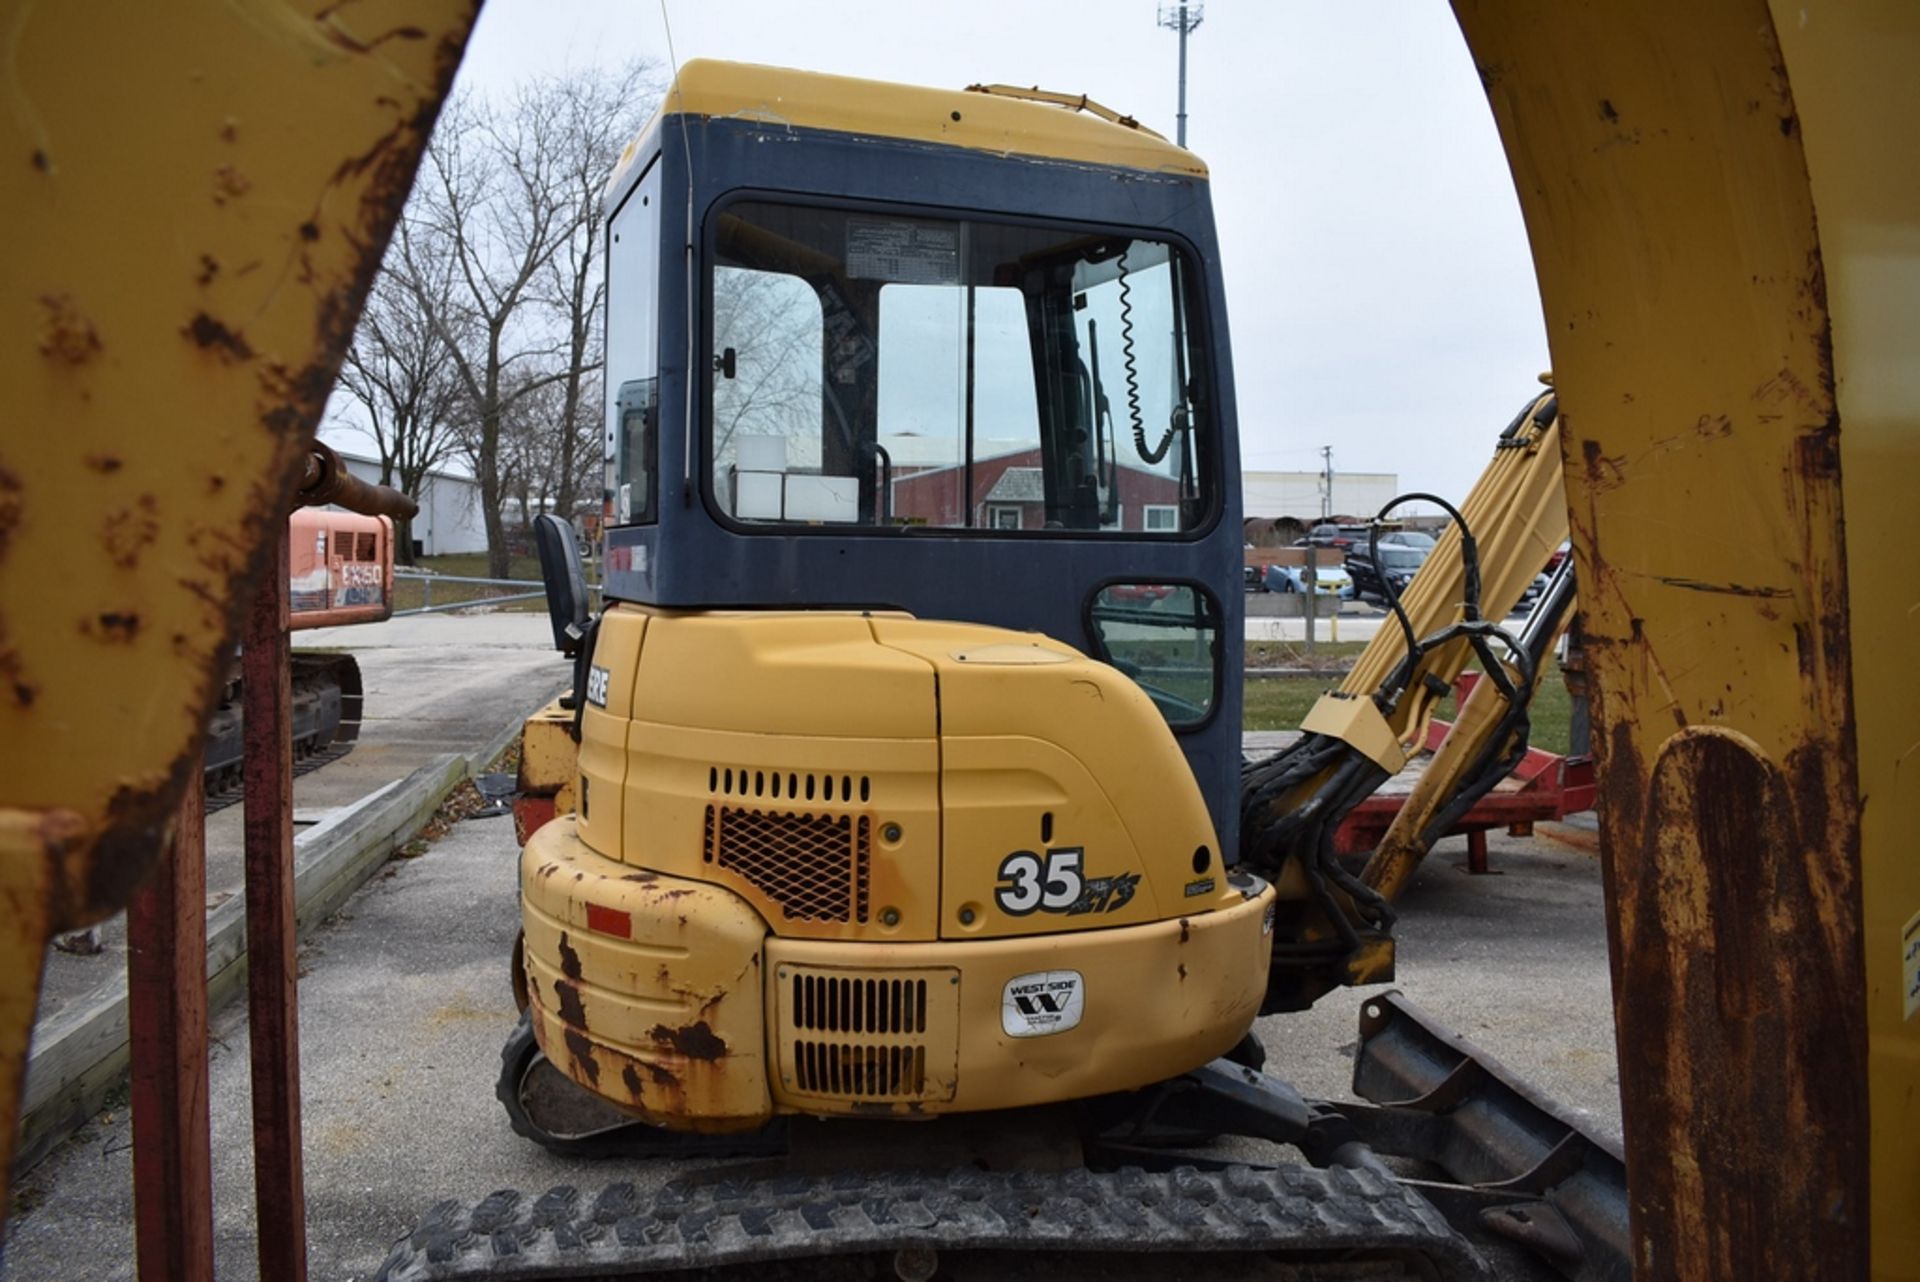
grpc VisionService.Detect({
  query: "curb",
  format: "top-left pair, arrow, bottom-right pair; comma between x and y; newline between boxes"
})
15,701 -> 544,1174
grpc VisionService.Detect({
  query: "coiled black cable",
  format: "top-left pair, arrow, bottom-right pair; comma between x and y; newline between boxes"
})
1115,251 -> 1176,464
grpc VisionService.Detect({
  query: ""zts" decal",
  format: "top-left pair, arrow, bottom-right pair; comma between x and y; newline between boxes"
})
994,846 -> 1138,917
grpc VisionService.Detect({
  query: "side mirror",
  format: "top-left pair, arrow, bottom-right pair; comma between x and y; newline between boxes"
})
532,514 -> 589,657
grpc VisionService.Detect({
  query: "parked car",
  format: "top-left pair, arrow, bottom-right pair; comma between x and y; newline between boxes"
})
1376,529 -> 1436,551
1264,560 -> 1354,598
1346,543 -> 1430,605
1300,522 -> 1367,552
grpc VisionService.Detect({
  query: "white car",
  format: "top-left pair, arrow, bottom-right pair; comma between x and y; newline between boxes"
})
1264,561 -> 1354,598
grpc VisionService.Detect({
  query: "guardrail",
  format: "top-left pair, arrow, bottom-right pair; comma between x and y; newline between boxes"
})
392,570 -> 603,616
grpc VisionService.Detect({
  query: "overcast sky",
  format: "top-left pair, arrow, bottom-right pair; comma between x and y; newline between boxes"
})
399,0 -> 1550,512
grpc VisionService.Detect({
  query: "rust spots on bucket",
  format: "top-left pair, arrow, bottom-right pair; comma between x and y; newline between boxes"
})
38,295 -> 103,365
100,496 -> 159,569
182,313 -> 253,363
83,612 -> 141,643
0,466 -> 23,561
556,931 -> 582,980
211,165 -> 252,205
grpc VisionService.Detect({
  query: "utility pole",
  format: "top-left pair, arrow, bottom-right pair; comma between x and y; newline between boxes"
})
1157,2 -> 1205,147
1320,445 -> 1334,519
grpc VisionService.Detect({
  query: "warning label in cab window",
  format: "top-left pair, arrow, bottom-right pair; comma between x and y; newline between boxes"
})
1001,970 -> 1085,1039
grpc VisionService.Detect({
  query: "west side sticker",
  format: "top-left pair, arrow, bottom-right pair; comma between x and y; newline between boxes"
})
1002,970 -> 1085,1039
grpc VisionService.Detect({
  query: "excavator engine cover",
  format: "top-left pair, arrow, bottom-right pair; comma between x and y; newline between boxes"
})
516,605 -> 1274,1128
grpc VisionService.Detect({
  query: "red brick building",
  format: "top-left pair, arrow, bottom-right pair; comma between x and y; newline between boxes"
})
888,447 -> 1185,532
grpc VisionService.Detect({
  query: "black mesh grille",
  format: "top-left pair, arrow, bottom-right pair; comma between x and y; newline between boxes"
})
705,805 -> 871,923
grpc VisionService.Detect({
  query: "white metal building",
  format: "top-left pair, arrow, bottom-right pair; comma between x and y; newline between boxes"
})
1242,470 -> 1400,523
336,450 -> 488,556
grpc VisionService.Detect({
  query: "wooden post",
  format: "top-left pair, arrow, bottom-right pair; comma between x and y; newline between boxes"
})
127,761 -> 213,1282
243,521 -> 308,1281
1303,545 -> 1317,655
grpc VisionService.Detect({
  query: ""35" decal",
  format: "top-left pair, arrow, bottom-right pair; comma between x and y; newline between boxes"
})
994,847 -> 1139,917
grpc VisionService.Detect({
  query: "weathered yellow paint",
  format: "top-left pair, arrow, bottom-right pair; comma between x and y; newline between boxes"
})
0,0 -> 476,1214
514,701 -> 578,812
870,618 -> 1234,939
537,604 -> 1266,1120
1454,0 -> 1911,1275
607,58 -> 1206,203
1299,693 -> 1409,776
576,609 -> 647,857
1771,4 -> 1920,1274
604,607 -> 943,942
520,817 -> 773,1132
523,813 -> 1270,1127
765,881 -> 1271,1116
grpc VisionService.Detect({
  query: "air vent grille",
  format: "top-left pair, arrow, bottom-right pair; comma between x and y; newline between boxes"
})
775,964 -> 958,1105
704,805 -> 870,923
791,973 -> 928,1035
708,766 -> 870,805
792,1042 -> 926,1098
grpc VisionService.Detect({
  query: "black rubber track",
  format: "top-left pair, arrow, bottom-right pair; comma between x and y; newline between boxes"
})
374,1160 -> 1488,1281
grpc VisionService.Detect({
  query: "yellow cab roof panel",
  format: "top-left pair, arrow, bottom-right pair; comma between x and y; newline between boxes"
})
609,58 -> 1207,199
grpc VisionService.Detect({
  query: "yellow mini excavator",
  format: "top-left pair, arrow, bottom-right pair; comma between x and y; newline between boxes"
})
463,60 -> 1613,1282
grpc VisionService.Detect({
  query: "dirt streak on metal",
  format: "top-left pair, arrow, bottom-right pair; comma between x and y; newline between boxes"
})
1571,338 -> 1866,1282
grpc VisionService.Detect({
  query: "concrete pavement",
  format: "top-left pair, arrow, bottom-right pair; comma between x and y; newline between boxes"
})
18,614 -> 569,1177
34,614 -> 566,1024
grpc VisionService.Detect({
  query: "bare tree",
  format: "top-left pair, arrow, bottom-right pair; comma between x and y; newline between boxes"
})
542,62 -> 661,530
498,363 -> 570,538
332,255 -> 463,564
403,91 -> 575,577
712,266 -> 826,461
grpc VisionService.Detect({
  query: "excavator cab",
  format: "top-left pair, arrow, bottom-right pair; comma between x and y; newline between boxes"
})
508,60 -> 1275,1138
596,62 -> 1247,852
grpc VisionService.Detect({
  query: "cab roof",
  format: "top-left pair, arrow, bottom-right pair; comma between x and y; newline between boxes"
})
608,59 -> 1207,202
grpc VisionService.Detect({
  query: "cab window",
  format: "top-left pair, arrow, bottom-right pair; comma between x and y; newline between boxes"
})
708,201 -> 1212,535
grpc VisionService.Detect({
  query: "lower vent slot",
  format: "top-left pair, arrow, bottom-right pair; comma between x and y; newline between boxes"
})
791,1041 -> 927,1097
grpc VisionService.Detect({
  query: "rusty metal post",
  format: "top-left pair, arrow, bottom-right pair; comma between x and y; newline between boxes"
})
126,759 -> 213,1281
243,523 -> 309,1281
1463,830 -> 1490,875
